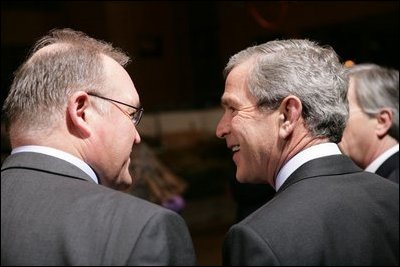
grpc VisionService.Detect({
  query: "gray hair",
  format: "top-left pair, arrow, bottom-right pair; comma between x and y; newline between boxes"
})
224,39 -> 349,143
2,28 -> 130,133
348,63 -> 399,141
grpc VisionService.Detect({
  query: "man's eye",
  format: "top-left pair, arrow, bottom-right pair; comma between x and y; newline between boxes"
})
229,107 -> 237,113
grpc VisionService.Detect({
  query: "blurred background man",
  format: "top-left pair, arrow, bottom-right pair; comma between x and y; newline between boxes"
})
340,63 -> 399,183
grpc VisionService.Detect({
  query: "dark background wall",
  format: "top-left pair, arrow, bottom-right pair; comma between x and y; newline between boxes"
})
1,1 -> 398,113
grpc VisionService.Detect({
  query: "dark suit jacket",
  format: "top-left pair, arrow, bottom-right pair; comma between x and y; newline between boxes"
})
376,151 -> 399,184
223,155 -> 399,266
1,152 -> 196,266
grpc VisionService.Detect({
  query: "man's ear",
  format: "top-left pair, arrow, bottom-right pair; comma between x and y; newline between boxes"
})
66,91 -> 92,138
278,95 -> 302,139
375,108 -> 393,139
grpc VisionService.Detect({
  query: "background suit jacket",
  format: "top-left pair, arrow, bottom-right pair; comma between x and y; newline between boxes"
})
376,151 -> 399,184
223,155 -> 399,266
1,152 -> 196,266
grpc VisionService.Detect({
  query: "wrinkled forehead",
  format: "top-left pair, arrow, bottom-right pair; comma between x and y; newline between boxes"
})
222,61 -> 257,106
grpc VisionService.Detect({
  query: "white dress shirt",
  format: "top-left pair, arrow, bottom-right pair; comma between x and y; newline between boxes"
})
275,143 -> 342,191
11,145 -> 98,184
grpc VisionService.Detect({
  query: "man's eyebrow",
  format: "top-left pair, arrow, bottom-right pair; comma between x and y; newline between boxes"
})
221,95 -> 239,107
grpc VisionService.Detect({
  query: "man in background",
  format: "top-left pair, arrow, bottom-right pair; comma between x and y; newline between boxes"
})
340,63 -> 399,183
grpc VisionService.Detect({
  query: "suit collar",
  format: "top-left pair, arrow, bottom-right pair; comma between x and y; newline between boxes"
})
1,152 -> 95,183
376,151 -> 399,178
11,145 -> 98,183
277,154 -> 362,193
275,143 -> 342,190
365,144 -> 399,173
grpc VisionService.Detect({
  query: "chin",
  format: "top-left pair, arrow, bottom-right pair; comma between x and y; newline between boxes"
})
121,173 -> 133,187
109,171 -> 132,191
236,170 -> 266,184
113,179 -> 132,191
235,172 -> 250,183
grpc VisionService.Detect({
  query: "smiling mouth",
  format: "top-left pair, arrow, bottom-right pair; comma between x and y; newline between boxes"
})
231,145 -> 240,153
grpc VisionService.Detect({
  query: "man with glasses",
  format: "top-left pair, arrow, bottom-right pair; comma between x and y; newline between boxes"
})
1,28 -> 196,265
87,92 -> 144,127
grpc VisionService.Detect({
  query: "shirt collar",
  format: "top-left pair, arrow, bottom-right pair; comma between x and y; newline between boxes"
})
11,145 -> 99,184
275,143 -> 342,191
365,144 -> 399,173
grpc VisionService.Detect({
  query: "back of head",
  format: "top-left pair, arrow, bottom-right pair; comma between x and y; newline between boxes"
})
224,39 -> 349,143
2,28 -> 130,138
348,63 -> 399,141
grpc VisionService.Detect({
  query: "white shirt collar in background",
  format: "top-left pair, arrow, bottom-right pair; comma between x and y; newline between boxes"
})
365,144 -> 399,173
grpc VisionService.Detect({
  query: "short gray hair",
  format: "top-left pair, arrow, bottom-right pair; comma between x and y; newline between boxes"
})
3,28 -> 130,133
224,39 -> 349,143
348,63 -> 399,141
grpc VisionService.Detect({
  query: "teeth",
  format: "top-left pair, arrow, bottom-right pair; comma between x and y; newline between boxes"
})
232,145 -> 240,152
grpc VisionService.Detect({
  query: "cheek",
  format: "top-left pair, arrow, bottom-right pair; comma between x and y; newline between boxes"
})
345,118 -> 368,142
342,118 -> 371,154
239,123 -> 271,160
341,124 -> 361,157
114,130 -> 133,153
103,118 -> 134,157
95,124 -> 113,150
340,126 -> 354,150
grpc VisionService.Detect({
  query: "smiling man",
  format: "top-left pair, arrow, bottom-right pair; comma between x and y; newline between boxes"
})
216,39 -> 399,266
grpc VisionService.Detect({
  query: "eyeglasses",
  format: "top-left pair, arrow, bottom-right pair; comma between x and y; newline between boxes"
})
87,92 -> 144,126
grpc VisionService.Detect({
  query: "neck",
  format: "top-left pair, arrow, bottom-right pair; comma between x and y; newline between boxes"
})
10,127 -> 83,162
274,130 -> 330,180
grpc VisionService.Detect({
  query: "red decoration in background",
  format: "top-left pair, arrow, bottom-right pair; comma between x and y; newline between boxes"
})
247,1 -> 289,32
